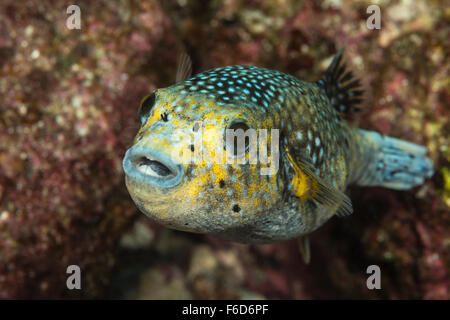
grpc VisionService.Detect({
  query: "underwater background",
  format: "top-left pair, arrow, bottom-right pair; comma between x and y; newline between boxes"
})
0,0 -> 449,299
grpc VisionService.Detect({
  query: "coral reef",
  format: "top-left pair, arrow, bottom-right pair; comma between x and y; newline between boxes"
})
0,0 -> 448,299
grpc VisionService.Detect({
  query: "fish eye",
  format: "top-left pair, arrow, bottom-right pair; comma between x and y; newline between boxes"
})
138,92 -> 156,125
225,122 -> 250,157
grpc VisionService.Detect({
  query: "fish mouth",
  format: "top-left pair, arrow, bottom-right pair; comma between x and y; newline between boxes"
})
122,145 -> 184,189
136,157 -> 175,178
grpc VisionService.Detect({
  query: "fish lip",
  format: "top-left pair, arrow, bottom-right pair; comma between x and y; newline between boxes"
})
122,145 -> 184,189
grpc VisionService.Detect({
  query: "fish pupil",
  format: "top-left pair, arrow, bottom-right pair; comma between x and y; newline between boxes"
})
226,122 -> 250,157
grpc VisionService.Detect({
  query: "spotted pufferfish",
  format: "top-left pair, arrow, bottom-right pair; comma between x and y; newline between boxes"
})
122,45 -> 433,262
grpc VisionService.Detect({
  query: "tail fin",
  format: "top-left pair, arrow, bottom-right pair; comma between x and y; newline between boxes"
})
316,42 -> 364,115
355,130 -> 434,190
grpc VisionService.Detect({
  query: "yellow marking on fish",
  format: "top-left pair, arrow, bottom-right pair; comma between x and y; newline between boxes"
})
286,150 -> 311,200
212,163 -> 227,187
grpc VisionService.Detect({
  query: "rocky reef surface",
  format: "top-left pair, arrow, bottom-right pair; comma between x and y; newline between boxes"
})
0,0 -> 448,299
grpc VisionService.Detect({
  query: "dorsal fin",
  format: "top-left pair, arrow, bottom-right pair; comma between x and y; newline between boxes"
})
316,41 -> 364,115
176,52 -> 193,83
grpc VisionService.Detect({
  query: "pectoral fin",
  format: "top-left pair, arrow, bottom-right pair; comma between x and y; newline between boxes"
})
286,147 -> 353,217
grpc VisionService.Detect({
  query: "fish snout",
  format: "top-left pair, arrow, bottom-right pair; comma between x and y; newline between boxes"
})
123,145 -> 184,189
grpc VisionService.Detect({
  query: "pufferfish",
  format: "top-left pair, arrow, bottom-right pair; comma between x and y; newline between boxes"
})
122,46 -> 433,262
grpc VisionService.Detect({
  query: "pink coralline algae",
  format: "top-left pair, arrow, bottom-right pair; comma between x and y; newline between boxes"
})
0,0 -> 449,299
